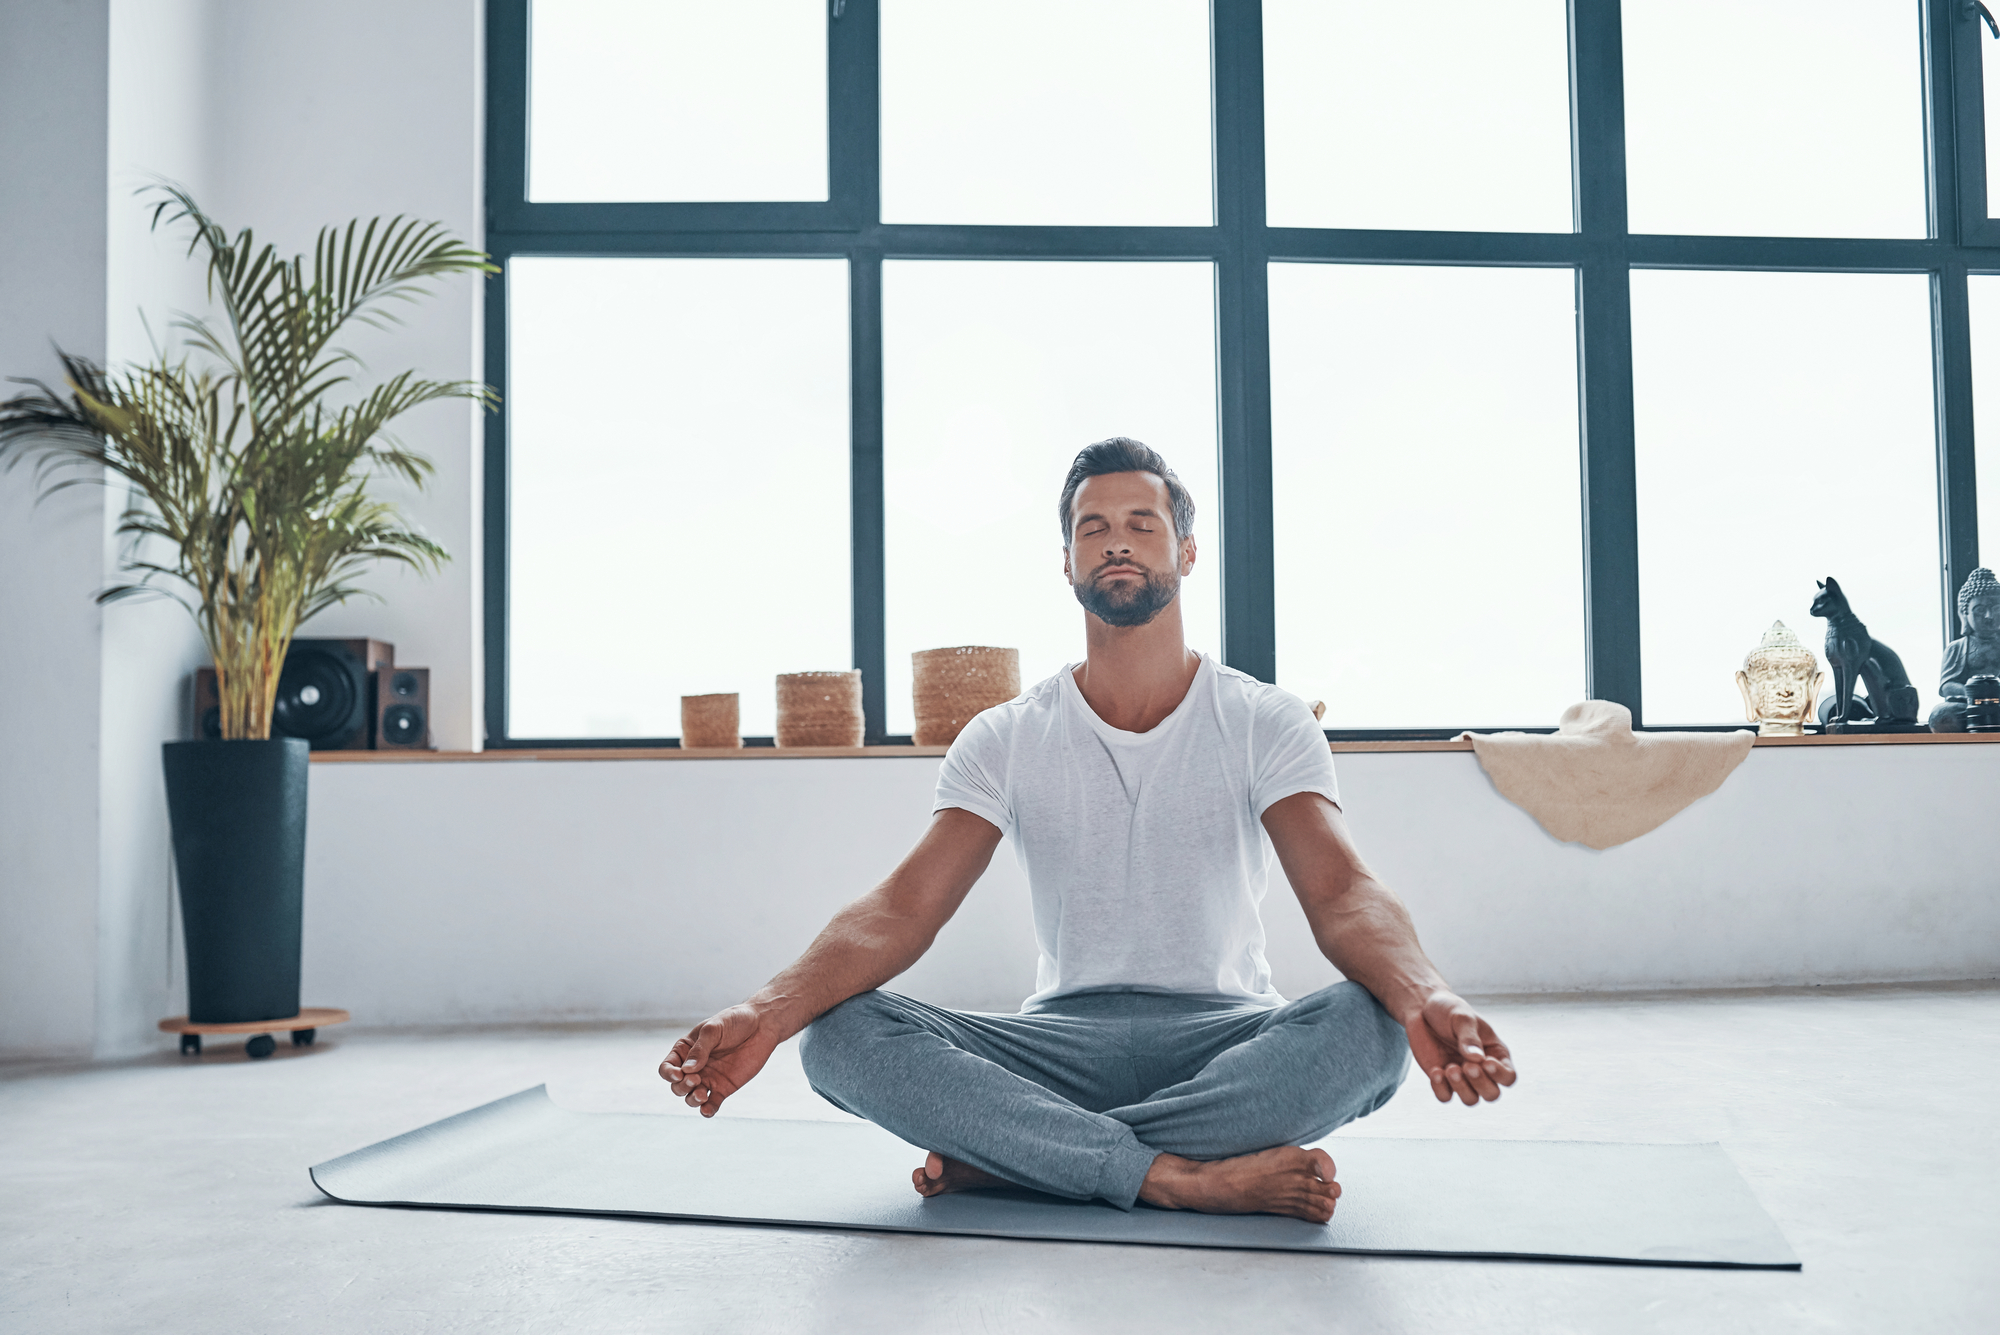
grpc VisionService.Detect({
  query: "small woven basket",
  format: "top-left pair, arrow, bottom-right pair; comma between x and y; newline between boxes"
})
680,693 -> 741,749
912,646 -> 1021,746
775,670 -> 864,748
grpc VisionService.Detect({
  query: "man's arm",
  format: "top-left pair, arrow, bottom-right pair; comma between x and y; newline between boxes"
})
660,807 -> 1003,1116
1261,791 -> 1517,1106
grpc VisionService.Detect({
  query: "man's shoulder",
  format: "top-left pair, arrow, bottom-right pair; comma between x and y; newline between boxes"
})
1207,657 -> 1317,723
946,668 -> 1066,754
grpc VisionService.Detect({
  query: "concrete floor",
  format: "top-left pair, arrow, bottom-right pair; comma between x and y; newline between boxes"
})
2,983 -> 1995,1334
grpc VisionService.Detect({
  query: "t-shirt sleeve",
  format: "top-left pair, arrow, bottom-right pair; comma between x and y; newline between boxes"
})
933,709 -> 1013,835
1248,688 -> 1340,817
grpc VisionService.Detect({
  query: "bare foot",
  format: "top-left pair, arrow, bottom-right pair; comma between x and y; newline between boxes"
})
911,1151 -> 1010,1198
1138,1147 -> 1341,1223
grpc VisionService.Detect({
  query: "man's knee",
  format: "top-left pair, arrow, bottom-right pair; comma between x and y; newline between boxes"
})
797,989 -> 899,1092
1290,981 -> 1410,1098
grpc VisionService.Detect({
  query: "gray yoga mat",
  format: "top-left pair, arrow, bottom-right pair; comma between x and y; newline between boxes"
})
310,1086 -> 1798,1269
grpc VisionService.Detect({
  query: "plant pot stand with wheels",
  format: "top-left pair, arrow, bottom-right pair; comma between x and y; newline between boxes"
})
159,1007 -> 349,1059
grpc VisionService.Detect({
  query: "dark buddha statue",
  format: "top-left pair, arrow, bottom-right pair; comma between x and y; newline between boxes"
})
1929,567 -> 2000,732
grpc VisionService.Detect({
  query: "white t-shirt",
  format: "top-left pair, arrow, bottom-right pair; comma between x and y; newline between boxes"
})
933,652 -> 1339,1011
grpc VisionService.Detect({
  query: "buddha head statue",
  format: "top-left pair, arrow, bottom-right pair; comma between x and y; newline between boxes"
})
1735,620 -> 1825,736
1957,566 -> 2000,640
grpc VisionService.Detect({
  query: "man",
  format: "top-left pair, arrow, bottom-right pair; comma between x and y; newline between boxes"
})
661,437 -> 1516,1222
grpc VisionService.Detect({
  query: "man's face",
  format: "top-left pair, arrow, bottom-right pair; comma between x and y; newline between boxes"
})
1063,471 -> 1196,628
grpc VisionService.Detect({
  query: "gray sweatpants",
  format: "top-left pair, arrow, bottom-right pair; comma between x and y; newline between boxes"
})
798,981 -> 1409,1210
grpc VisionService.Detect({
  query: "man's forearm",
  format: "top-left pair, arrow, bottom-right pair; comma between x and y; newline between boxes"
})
1307,876 -> 1450,1024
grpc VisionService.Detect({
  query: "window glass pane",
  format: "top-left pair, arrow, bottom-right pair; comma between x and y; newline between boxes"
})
1623,0 -> 1925,238
1269,264 -> 1585,727
509,258 -> 850,738
1985,26 -> 2000,205
1968,276 -> 2000,566
1263,0 -> 1572,233
883,261 -> 1219,735
880,0 -> 1211,225
1633,271 -> 1941,725
529,0 -> 827,202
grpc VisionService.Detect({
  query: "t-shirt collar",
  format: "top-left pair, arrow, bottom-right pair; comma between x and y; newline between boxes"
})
1062,650 -> 1212,746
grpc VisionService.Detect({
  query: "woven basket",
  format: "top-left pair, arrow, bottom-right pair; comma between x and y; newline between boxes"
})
912,646 -> 1020,746
680,693 -> 741,749
775,670 -> 864,748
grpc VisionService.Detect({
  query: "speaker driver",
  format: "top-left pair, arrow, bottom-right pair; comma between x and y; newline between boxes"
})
381,703 -> 425,745
273,648 -> 363,744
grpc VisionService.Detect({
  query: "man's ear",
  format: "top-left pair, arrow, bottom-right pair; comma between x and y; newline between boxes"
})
1062,545 -> 1072,581
1180,535 -> 1197,576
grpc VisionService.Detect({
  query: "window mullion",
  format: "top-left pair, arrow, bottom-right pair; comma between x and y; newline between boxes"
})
1212,0 -> 1276,684
832,1 -> 887,740
1928,0 -> 1983,622
1569,0 -> 1643,723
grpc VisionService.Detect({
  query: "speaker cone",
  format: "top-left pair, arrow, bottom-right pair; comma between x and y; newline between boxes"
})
273,646 -> 366,747
381,703 -> 425,745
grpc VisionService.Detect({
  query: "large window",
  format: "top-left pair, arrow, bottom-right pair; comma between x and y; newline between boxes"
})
486,0 -> 1994,745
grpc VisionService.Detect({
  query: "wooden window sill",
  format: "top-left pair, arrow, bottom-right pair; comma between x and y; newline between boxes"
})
306,732 -> 2000,762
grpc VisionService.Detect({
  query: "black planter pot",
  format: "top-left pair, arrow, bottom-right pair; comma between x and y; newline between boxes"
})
162,738 -> 309,1023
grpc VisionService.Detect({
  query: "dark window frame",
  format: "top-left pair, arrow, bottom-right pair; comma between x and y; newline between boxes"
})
483,0 -> 1989,747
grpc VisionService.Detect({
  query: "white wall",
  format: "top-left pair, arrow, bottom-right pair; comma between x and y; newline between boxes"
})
94,0 -> 220,1060
298,745 -> 2000,1030
0,0 -> 110,1059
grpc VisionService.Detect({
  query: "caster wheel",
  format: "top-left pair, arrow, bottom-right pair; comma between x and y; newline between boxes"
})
180,1033 -> 202,1056
291,1028 -> 316,1047
245,1034 -> 277,1060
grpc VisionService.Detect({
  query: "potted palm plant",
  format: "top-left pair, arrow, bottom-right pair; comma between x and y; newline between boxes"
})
0,185 -> 493,1025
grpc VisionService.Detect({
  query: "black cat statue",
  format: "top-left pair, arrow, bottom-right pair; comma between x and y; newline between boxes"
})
1808,576 -> 1924,733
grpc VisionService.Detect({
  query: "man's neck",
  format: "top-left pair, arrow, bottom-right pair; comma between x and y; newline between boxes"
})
1072,601 -> 1200,734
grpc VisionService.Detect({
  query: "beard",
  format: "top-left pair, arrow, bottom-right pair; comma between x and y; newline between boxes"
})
1074,559 -> 1180,627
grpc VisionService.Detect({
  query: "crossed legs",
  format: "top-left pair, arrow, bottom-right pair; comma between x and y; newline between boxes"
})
798,983 -> 1409,1218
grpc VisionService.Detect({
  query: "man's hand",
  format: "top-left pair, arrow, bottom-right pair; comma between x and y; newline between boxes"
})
659,1004 -> 778,1117
1403,991 -> 1517,1106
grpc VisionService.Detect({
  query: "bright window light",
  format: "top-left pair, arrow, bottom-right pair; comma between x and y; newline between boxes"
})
1632,270 -> 1941,725
1966,276 -> 2000,566
879,0 -> 1212,225
1622,0 -> 1926,238
529,0 -> 827,202
1269,263 -> 1585,727
508,257 -> 851,738
882,261 -> 1220,735
1262,0 -> 1573,233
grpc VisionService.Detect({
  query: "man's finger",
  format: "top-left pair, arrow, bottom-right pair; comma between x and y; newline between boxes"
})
1464,1063 -> 1502,1101
679,1020 -> 721,1072
1444,1064 -> 1478,1106
1427,1066 -> 1452,1102
1448,1012 -> 1486,1064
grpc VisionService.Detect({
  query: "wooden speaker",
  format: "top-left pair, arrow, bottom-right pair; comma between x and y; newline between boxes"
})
191,638 -> 394,748
374,666 -> 431,750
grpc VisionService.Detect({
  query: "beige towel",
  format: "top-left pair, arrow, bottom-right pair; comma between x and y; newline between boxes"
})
1462,701 -> 1755,850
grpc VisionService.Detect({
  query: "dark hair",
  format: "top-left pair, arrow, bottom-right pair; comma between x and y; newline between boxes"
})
1057,437 -> 1196,546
